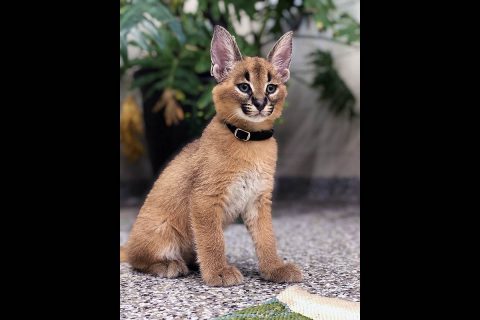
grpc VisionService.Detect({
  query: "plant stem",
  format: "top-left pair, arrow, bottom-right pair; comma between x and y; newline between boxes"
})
167,58 -> 179,88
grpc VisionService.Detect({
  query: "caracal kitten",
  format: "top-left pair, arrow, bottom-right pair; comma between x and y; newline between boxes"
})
121,26 -> 302,287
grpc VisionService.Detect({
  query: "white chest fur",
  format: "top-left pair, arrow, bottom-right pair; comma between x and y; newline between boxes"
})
223,167 -> 269,225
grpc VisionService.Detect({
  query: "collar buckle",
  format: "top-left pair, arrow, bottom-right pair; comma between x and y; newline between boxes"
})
234,128 -> 251,141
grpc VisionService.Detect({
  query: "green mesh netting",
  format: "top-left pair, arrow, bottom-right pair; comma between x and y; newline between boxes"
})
213,299 -> 311,320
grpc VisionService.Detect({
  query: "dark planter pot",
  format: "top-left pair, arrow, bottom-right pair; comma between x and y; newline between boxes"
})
133,68 -> 211,179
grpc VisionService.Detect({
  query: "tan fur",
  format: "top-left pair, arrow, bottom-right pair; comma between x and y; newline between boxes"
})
120,246 -> 127,262
122,30 -> 302,286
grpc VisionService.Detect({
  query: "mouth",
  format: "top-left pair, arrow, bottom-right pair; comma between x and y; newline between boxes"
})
241,104 -> 252,115
241,104 -> 275,118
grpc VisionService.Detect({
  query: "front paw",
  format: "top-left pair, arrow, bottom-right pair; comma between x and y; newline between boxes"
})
261,263 -> 303,283
202,265 -> 244,287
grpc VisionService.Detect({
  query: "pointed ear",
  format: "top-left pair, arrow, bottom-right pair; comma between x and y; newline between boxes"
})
267,31 -> 293,83
210,25 -> 242,82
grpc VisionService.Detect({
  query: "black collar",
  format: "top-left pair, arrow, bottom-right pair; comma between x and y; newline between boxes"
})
225,122 -> 274,141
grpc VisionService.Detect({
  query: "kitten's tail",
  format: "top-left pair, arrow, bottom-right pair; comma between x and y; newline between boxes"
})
120,246 -> 128,263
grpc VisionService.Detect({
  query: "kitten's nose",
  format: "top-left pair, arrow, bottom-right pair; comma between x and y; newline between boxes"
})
252,97 -> 268,111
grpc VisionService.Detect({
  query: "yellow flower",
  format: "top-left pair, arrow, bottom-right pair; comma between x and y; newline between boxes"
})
120,94 -> 144,162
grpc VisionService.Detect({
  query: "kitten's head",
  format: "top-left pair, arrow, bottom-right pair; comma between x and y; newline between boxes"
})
210,26 -> 293,130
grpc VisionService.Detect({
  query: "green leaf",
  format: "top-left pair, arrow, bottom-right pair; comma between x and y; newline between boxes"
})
168,19 -> 186,44
131,72 -> 163,89
175,68 -> 201,87
197,0 -> 208,13
235,36 -> 257,57
146,0 -> 174,21
203,105 -> 216,119
211,1 -> 220,21
120,4 -> 145,31
120,0 -> 183,60
142,18 -> 166,49
194,54 -> 211,73
129,28 -> 150,52
120,31 -> 130,67
144,79 -> 168,100
229,0 -> 256,19
333,13 -> 360,44
197,90 -> 212,109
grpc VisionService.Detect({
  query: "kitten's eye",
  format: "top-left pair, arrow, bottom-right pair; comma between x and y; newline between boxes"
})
266,84 -> 277,94
237,83 -> 250,93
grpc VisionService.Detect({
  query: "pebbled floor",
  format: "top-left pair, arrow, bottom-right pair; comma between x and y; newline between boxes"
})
120,202 -> 360,320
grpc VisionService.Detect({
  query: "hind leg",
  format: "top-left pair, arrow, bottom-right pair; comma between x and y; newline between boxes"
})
148,246 -> 198,277
129,242 -> 191,278
145,259 -> 189,278
126,217 -> 194,278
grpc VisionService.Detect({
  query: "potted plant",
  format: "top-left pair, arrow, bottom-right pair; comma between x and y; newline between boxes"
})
120,0 -> 360,177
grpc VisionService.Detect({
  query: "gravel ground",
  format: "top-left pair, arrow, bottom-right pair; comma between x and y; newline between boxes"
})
120,203 -> 360,320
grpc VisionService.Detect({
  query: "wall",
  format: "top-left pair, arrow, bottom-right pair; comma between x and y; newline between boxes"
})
120,0 -> 360,203
276,22 -> 360,178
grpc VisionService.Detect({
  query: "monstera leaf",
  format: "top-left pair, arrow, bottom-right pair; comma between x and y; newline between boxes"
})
120,0 -> 185,70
